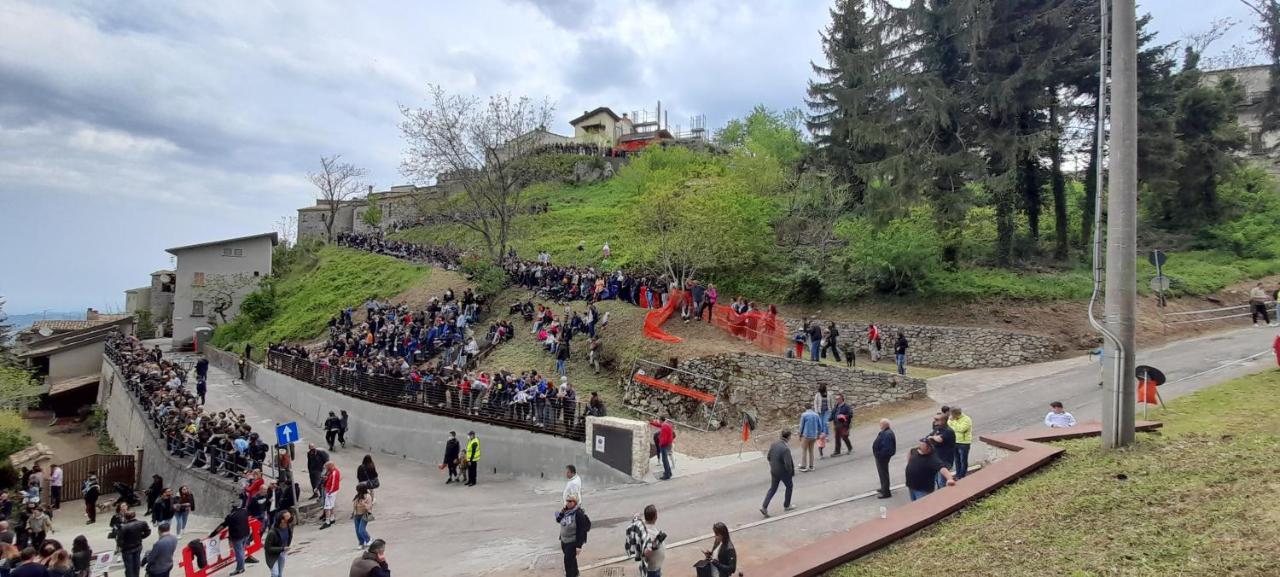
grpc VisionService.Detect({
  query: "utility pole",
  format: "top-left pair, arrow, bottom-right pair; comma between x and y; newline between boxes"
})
1103,0 -> 1138,448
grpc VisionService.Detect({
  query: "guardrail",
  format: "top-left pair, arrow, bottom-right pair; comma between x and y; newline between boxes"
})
1160,302 -> 1278,325
266,350 -> 588,441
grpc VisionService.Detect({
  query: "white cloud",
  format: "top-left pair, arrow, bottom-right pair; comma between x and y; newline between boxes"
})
69,126 -> 179,156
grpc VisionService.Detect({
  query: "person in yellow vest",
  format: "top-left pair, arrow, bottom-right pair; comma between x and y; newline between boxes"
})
465,431 -> 481,487
947,407 -> 972,479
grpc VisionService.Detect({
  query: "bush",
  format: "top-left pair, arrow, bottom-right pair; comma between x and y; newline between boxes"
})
239,282 -> 278,324
837,210 -> 944,293
781,265 -> 824,303
1205,165 -> 1280,258
0,411 -> 30,460
460,256 -> 510,300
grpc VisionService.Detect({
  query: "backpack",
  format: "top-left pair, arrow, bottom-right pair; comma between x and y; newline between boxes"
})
579,509 -> 592,542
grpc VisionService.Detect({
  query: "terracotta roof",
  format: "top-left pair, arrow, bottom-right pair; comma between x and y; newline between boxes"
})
19,316 -> 134,358
569,107 -> 621,126
28,320 -> 108,332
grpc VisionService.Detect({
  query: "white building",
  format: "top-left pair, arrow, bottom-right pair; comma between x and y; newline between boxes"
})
165,232 -> 278,349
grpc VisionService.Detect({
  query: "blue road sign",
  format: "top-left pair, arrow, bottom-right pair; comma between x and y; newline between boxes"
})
275,421 -> 299,446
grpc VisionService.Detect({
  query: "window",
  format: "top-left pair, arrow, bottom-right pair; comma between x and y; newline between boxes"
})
191,300 -> 204,317
192,272 -> 205,286
222,248 -> 233,256
234,248 -> 243,256
1251,132 -> 1264,155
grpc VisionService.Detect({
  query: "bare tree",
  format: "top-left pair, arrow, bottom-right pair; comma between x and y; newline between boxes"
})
275,215 -> 298,248
399,86 -> 555,263
197,273 -> 258,326
308,155 -> 367,242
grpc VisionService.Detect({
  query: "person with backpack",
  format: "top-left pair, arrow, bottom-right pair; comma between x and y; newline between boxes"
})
555,495 -> 590,577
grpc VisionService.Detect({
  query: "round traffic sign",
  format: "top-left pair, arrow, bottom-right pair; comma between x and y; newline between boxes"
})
1148,250 -> 1167,267
1149,275 -> 1170,292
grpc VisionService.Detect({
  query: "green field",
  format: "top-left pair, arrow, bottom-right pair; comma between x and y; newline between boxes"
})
831,369 -> 1280,577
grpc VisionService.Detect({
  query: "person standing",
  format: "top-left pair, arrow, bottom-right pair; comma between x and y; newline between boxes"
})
442,432 -> 461,484
760,430 -> 795,517
904,438 -> 956,501
150,488 -> 175,528
174,487 -> 195,538
798,408 -> 821,472
48,465 -> 62,510
349,539 -> 391,577
141,521 -> 177,577
555,495 -> 590,577
927,413 -> 956,488
25,507 -> 51,547
947,407 -> 973,479
306,444 -> 328,499
831,394 -> 853,457
339,410 -> 350,449
1044,401 -> 1078,428
807,321 -> 823,362
639,505 -> 665,577
563,465 -> 582,504
867,322 -> 882,361
464,432 -> 481,487
209,502 -> 252,576
81,475 -> 100,525
116,511 -> 151,577
71,535 -> 93,577
356,455 -> 380,497
556,338 -> 571,377
323,413 -> 342,452
351,485 -> 374,550
320,462 -> 341,528
701,522 -> 736,577
649,417 -> 675,481
263,510 -> 294,577
1250,282 -> 1277,326
872,419 -> 897,498
894,332 -> 909,375
821,322 -> 841,362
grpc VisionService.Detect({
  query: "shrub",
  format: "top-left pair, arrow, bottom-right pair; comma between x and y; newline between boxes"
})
1205,165 -> 1280,258
837,210 -> 944,293
0,411 -> 30,460
460,256 -> 510,300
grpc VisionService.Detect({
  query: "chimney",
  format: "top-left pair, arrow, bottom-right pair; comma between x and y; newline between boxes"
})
583,110 -> 589,116
86,307 -> 99,321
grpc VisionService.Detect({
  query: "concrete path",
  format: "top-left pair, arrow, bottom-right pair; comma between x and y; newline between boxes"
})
174,325 -> 1277,577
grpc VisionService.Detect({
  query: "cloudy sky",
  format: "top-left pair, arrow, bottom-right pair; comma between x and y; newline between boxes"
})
0,0 -> 1260,315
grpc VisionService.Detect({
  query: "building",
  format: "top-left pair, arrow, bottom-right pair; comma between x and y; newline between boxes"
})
16,314 -> 134,415
569,107 -> 636,145
297,184 -> 447,240
165,232 -> 277,349
1203,65 -> 1280,173
122,270 -> 176,337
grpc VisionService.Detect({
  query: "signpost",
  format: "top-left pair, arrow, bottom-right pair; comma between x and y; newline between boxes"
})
1148,250 -> 1168,307
275,421 -> 299,447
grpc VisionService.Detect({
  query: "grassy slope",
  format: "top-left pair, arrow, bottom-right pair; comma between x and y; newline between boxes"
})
211,246 -> 430,357
832,370 -> 1280,577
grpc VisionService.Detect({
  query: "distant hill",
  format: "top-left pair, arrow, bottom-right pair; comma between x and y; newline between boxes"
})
3,311 -> 84,332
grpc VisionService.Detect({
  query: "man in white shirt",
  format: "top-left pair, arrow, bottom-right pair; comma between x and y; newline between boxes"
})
1044,401 -> 1077,428
640,504 -> 665,577
563,465 -> 582,504
49,465 -> 63,509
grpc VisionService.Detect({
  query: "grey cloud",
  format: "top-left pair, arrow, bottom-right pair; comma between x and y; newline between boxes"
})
507,0 -> 598,30
565,36 -> 642,94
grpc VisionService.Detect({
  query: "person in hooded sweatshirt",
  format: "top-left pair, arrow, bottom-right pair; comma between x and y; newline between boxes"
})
348,539 -> 391,577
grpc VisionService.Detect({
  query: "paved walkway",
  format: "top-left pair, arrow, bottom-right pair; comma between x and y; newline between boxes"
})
165,324 -> 1278,577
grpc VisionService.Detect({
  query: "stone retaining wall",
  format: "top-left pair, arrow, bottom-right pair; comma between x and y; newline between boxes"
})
792,320 -> 1062,369
624,352 -> 927,425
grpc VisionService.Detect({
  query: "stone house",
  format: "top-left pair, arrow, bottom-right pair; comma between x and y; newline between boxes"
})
165,232 -> 277,349
123,269 -> 175,336
297,185 -> 445,240
16,314 -> 135,414
1203,64 -> 1280,174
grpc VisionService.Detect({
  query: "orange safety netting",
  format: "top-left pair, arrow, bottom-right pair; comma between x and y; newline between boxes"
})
642,289 -> 684,343
632,373 -> 717,403
709,303 -> 791,355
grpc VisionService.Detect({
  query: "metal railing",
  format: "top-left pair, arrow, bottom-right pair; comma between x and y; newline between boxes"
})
266,351 -> 588,441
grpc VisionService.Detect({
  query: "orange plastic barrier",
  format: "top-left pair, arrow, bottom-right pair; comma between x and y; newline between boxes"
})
181,517 -> 264,577
642,289 -> 683,343
708,304 -> 791,355
633,373 -> 716,403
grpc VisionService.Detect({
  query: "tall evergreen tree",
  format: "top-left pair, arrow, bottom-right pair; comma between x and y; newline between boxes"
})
1162,48 -> 1247,225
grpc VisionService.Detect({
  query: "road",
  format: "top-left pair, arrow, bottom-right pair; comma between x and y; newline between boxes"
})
184,326 -> 1277,577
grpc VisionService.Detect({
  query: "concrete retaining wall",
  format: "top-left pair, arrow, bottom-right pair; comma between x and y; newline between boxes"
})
99,357 -> 241,511
791,320 -> 1062,369
249,361 -> 637,485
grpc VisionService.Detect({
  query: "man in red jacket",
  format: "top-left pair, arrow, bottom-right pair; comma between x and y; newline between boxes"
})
321,461 -> 341,529
650,417 -> 675,480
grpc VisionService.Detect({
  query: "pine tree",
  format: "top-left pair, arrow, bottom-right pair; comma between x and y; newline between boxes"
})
805,0 -> 891,201
1164,48 -> 1247,225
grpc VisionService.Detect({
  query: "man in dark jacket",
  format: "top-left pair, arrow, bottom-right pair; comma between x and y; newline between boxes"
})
760,430 -> 795,517
872,419 -> 897,498
807,321 -> 823,361
831,395 -> 854,457
117,511 -> 152,577
306,444 -> 329,499
263,510 -> 293,577
349,539 -> 391,577
143,521 -> 178,577
927,413 -> 956,489
443,431 -> 461,484
209,502 -> 253,576
324,412 -> 342,452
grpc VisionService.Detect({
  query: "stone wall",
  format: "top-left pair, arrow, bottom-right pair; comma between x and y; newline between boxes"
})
624,352 -> 927,425
791,320 -> 1062,369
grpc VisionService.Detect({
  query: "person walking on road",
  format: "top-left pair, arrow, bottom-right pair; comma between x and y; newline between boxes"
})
320,462 -> 341,528
349,539 -> 391,577
563,465 -> 582,504
323,412 -> 342,452
555,495 -> 590,577
894,332 -> 909,375
351,484 -> 374,550
142,521 -> 177,577
339,410 -> 350,448
49,465 -> 63,510
947,407 -> 972,479
263,510 -> 294,577
464,431 -> 481,487
209,502 -> 254,576
356,455 -> 380,497
1250,282 -> 1277,327
831,394 -> 853,457
872,419 -> 897,498
443,432 -> 461,484
638,505 -> 665,577
798,408 -> 822,472
116,511 -> 151,577
702,522 -> 737,577
306,444 -> 328,499
927,413 -> 956,488
649,417 -> 675,480
82,474 -> 101,525
760,430 -> 796,517
905,438 -> 956,501
1044,401 -> 1077,428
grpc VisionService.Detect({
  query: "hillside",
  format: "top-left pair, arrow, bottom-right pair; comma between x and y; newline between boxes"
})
831,369 -> 1280,577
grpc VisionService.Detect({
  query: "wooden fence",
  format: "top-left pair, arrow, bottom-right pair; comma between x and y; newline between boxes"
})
58,453 -> 136,501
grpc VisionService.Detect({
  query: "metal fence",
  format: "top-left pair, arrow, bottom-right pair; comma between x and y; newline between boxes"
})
266,351 -> 588,441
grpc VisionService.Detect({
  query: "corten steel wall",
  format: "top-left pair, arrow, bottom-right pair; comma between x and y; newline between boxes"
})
99,356 -> 241,511
225,350 -> 637,485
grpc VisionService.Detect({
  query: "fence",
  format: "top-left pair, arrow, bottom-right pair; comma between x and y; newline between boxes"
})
58,453 -> 136,501
266,351 -> 589,441
1160,301 -> 1279,325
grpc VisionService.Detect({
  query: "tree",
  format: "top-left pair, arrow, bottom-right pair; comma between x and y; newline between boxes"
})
197,273 -> 259,326
0,365 -> 42,410
1165,48 -> 1247,224
308,155 -> 367,242
399,86 -> 555,263
1241,1 -> 1280,139
361,202 -> 383,231
716,105 -> 808,168
274,215 -> 298,248
0,298 -> 13,364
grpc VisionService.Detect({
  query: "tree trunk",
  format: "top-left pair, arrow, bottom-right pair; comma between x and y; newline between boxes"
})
1081,125 -> 1098,248
1049,96 -> 1069,260
1019,156 -> 1040,243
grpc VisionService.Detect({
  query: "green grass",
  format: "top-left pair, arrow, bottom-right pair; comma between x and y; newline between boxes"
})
830,369 -> 1280,577
211,246 -> 430,358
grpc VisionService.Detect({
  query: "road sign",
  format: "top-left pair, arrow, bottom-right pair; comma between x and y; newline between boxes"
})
1149,275 -> 1170,292
275,421 -> 299,446
1148,250 -> 1167,267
